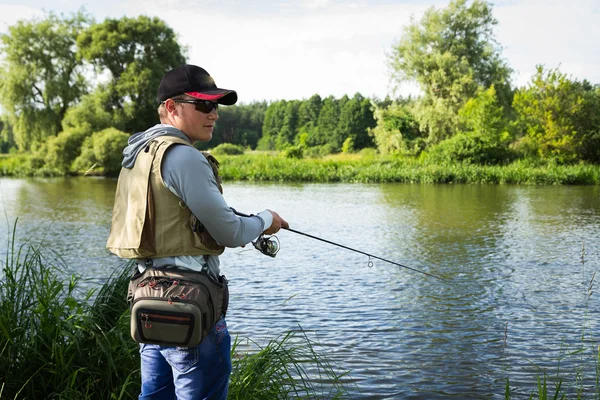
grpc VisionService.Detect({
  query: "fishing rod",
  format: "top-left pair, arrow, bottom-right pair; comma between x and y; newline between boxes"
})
233,209 -> 450,282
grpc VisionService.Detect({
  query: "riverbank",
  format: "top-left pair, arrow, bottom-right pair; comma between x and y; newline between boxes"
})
2,152 -> 599,185
218,154 -> 600,185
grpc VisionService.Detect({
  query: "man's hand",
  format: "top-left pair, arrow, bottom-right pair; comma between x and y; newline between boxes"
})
264,210 -> 289,235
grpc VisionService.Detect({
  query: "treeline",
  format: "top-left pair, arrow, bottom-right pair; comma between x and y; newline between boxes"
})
194,0 -> 600,165
1,0 -> 600,177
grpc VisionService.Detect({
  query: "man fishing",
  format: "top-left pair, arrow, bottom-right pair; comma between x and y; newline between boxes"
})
107,64 -> 288,399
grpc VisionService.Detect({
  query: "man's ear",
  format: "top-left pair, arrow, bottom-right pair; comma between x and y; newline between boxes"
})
165,99 -> 178,115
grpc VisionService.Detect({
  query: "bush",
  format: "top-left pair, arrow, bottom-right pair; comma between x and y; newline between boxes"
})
210,143 -> 245,156
341,137 -> 354,153
72,128 -> 129,175
281,145 -> 304,159
427,133 -> 515,165
43,126 -> 90,173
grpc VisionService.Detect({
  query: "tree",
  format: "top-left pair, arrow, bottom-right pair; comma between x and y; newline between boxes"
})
260,100 -> 287,150
337,93 -> 376,150
512,66 -> 600,163
388,0 -> 512,142
312,96 -> 340,148
77,15 -> 186,133
369,102 -> 424,155
278,100 -> 300,148
0,11 -> 90,151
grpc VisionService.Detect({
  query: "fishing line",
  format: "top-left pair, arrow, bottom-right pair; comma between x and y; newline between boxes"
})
232,209 -> 450,282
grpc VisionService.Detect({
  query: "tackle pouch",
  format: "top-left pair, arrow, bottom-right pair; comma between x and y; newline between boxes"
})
128,267 -> 228,347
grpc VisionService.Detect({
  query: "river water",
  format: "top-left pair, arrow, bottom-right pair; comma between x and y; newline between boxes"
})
0,177 -> 599,399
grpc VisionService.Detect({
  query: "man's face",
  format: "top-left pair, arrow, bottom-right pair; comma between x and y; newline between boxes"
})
168,99 -> 219,142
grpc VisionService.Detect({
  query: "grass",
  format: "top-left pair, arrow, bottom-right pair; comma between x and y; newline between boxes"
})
0,219 -> 352,399
217,154 -> 600,185
2,152 -> 600,184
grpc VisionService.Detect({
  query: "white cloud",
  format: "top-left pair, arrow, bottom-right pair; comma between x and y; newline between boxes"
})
1,0 -> 598,101
0,5 -> 44,33
494,0 -> 600,87
120,0 -> 438,102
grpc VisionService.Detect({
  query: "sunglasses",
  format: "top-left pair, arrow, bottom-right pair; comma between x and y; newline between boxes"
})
172,99 -> 218,113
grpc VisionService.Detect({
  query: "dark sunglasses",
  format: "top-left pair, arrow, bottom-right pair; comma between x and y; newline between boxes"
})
172,99 -> 218,113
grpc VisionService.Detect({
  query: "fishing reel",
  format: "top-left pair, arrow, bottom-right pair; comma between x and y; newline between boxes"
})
252,234 -> 280,258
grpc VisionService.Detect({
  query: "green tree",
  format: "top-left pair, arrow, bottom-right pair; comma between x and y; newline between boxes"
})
337,93 -> 376,150
312,96 -> 340,148
201,101 -> 267,150
72,128 -> 129,175
77,15 -> 186,133
0,11 -> 90,151
278,100 -> 300,148
369,102 -> 424,155
260,100 -> 287,150
388,0 -> 512,142
512,66 -> 600,163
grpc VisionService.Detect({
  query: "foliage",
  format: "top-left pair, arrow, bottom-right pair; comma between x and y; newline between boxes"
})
369,102 -> 425,155
72,128 -> 129,175
210,143 -> 246,156
388,0 -> 512,142
61,89 -> 118,133
281,145 -> 304,159
198,102 -> 268,150
426,132 -> 514,165
229,331 -> 351,399
216,153 -> 600,184
0,11 -> 91,151
337,93 -> 376,150
42,126 -> 91,173
0,224 -> 138,399
304,144 -> 335,159
512,66 -> 600,163
76,15 -> 186,133
341,137 -> 354,153
458,85 -> 508,137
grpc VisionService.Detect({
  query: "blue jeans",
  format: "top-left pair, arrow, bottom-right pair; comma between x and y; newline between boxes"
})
139,318 -> 231,400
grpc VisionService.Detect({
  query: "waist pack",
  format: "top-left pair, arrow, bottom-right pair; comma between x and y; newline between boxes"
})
127,267 -> 229,347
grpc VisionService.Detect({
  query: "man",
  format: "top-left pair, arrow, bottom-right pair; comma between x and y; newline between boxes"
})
107,64 -> 288,399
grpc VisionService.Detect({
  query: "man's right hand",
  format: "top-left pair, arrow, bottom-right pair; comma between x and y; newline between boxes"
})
264,210 -> 289,235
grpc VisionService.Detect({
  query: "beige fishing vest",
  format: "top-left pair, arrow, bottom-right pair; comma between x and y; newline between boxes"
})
106,136 -> 225,259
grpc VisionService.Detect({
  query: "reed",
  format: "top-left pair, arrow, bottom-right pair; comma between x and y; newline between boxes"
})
0,221 -> 352,399
217,154 -> 600,185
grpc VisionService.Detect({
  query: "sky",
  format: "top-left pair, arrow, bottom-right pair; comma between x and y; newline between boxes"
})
0,0 -> 599,104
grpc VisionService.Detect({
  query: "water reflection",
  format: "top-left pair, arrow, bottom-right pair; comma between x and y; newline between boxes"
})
0,178 -> 599,398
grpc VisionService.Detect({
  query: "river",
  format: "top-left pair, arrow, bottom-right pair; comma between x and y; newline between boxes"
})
0,177 -> 599,399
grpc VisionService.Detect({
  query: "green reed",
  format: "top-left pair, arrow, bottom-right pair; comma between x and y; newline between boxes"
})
0,220 -> 351,399
218,154 -> 600,185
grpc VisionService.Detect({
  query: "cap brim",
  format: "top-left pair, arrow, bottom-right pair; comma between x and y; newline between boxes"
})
186,90 -> 238,105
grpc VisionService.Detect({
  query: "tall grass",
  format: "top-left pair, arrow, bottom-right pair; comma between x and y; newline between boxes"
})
218,154 -> 600,185
0,220 -> 139,399
0,220 -> 352,399
3,152 -> 600,184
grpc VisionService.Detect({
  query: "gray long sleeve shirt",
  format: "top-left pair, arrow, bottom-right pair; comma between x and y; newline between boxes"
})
132,125 -> 272,278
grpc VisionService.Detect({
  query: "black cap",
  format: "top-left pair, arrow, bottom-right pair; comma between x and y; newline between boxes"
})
157,65 -> 238,105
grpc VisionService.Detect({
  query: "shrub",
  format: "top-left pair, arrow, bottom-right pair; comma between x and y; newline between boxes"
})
72,128 -> 129,175
341,137 -> 354,153
43,126 -> 90,173
427,132 -> 515,165
210,143 -> 245,156
281,145 -> 304,159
